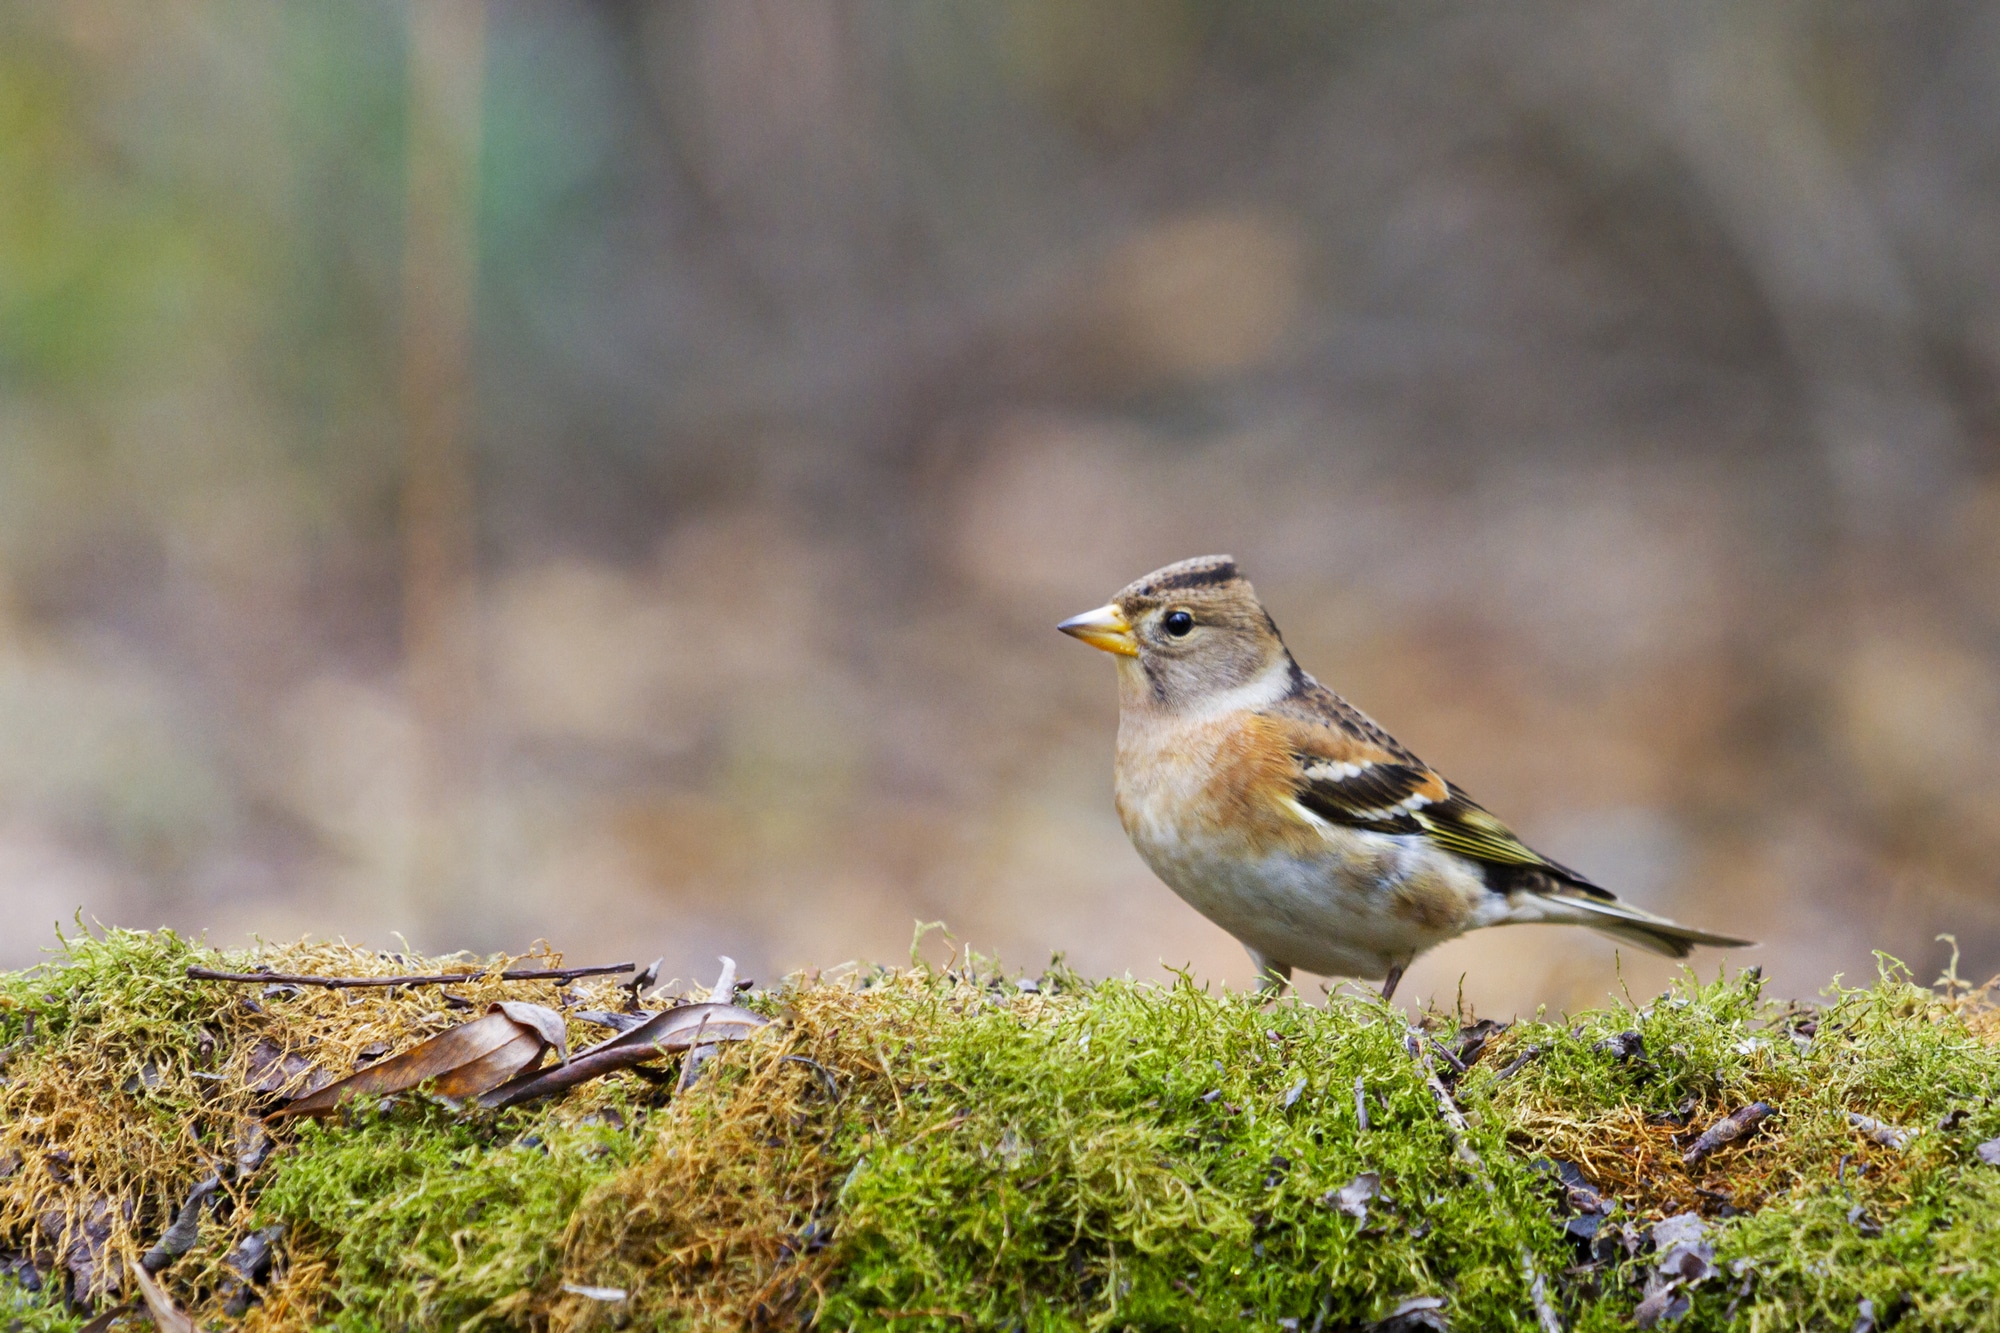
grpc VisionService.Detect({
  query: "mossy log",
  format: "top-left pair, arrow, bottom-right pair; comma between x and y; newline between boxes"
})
4,928 -> 2000,1331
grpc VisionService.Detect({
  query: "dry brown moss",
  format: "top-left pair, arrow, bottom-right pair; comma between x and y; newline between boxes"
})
554,1040 -> 839,1329
0,928 -> 635,1329
1502,1092 -> 1931,1222
1479,963 -> 1996,1229
552,968 -> 1028,1330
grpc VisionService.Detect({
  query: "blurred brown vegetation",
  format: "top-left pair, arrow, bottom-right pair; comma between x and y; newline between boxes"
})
4,1 -> 2000,1015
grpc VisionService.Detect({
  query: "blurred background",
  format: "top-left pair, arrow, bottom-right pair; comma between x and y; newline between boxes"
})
5,0 -> 2000,1015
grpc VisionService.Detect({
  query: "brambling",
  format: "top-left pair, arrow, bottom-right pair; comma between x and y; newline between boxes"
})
1060,555 -> 1753,999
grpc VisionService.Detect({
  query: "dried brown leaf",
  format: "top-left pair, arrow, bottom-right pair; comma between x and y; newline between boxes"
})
44,1196 -> 127,1300
139,1174 -> 219,1272
129,1259 -> 195,1333
74,1302 -> 139,1333
243,1039 -> 331,1099
493,1001 -> 570,1061
269,1003 -> 565,1119
479,1001 -> 768,1110
1324,1171 -> 1380,1221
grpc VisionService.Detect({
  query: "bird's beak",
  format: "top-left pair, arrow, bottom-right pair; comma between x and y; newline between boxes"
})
1057,603 -> 1138,657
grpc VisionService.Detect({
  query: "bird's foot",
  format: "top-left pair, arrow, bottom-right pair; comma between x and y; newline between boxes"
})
1246,949 -> 1292,1000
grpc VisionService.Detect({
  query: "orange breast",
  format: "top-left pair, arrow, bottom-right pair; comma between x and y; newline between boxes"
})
1115,712 -> 1321,859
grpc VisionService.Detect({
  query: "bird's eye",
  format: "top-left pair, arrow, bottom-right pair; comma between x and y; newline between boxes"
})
1163,610 -> 1194,637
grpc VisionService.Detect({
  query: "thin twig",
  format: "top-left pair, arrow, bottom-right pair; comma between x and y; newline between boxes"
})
1399,1024 -> 1563,1333
1683,1101 -> 1774,1166
185,963 -> 634,989
1492,1044 -> 1545,1084
1845,1111 -> 1912,1151
1428,1036 -> 1469,1075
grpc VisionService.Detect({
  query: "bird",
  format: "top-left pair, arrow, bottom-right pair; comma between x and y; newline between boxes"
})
1058,554 -> 1753,1001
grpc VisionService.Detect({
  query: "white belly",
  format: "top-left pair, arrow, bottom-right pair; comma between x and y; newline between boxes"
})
1121,789 -> 1494,980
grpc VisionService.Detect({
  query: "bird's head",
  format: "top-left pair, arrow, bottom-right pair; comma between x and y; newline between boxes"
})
1059,555 -> 1293,714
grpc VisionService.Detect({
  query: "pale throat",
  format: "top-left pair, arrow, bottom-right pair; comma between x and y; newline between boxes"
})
1113,651 -> 1293,723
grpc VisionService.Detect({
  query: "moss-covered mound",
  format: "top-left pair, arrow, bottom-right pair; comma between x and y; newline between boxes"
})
4,928 -> 2000,1331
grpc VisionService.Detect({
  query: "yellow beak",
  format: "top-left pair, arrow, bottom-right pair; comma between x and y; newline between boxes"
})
1057,603 -> 1138,657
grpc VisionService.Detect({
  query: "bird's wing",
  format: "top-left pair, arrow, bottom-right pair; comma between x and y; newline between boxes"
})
1268,690 -> 1612,900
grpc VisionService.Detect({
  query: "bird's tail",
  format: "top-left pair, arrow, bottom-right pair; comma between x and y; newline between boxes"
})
1510,893 -> 1755,959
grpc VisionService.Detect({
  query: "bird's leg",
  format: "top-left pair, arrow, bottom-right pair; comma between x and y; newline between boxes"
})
1246,948 -> 1292,998
1379,964 -> 1405,1003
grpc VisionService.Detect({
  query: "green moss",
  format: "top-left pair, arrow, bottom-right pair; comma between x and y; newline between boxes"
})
9,932 -> 2000,1331
253,1097 -> 644,1331
821,975 -> 1563,1332
1482,965 -> 2000,1332
0,1279 -> 86,1333
0,923 -> 223,1052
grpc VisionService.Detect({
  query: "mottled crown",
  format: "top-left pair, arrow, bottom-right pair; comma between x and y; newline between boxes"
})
1116,555 -> 1243,603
